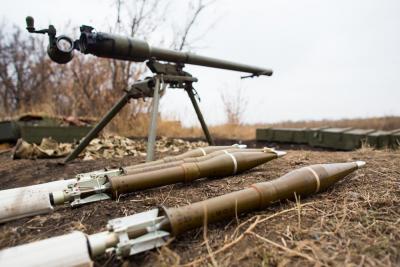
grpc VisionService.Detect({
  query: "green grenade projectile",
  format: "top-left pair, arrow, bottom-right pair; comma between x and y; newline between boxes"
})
124,145 -> 248,172
124,147 -> 267,175
161,161 -> 365,235
0,162 -> 365,266
52,149 -> 284,205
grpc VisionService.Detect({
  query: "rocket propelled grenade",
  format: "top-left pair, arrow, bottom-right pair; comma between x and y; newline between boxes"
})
51,148 -> 284,206
0,145 -> 279,223
125,144 -> 248,171
0,162 -> 365,266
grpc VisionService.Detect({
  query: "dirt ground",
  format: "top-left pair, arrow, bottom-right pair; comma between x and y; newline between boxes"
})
0,146 -> 399,266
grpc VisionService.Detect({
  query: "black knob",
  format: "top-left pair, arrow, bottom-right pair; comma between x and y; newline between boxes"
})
26,16 -> 35,32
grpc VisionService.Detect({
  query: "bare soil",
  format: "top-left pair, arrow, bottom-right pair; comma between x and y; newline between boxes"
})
0,146 -> 399,266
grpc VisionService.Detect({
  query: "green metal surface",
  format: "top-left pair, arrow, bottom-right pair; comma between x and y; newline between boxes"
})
255,128 -> 273,141
390,131 -> 400,149
314,127 -> 353,149
19,125 -> 92,144
270,128 -> 295,143
306,127 -> 330,147
292,128 -> 308,144
341,129 -> 376,150
366,130 -> 391,149
256,126 -> 400,150
0,121 -> 20,143
0,116 -> 93,144
257,127 -> 325,145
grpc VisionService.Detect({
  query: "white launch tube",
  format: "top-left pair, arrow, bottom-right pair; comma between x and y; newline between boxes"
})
0,231 -> 92,267
0,179 -> 75,223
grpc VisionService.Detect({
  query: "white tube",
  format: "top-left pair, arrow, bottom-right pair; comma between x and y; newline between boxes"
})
0,231 -> 92,267
0,179 -> 75,223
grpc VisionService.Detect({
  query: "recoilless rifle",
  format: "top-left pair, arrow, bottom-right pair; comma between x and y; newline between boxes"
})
25,16 -> 273,162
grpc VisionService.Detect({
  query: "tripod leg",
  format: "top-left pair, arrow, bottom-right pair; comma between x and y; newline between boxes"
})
146,77 -> 164,162
186,88 -> 215,145
63,93 -> 131,163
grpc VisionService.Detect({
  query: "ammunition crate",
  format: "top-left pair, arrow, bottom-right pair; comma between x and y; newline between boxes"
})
0,118 -> 92,144
256,128 -> 308,144
0,121 -> 20,142
306,127 -> 329,147
341,129 -> 376,150
309,128 -> 353,150
18,125 -> 92,144
255,128 -> 273,141
366,130 -> 392,149
270,128 -> 295,143
390,131 -> 400,149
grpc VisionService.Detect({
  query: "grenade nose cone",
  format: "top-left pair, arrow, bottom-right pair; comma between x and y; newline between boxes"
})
263,147 -> 286,158
355,161 -> 366,168
232,144 -> 247,149
274,150 -> 287,158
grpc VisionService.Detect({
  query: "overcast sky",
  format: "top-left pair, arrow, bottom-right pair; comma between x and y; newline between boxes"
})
2,0 -> 400,126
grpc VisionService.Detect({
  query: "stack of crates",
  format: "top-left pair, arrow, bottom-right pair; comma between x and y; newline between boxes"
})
256,127 -> 400,150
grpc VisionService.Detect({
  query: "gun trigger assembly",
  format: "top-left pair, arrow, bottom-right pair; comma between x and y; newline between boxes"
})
106,209 -> 170,258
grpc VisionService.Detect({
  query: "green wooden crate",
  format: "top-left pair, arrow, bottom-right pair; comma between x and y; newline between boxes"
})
307,127 -> 330,147
0,121 -> 20,142
366,130 -> 394,149
270,128 -> 295,143
341,129 -> 376,150
291,128 -> 308,144
255,128 -> 273,141
19,125 -> 92,144
315,127 -> 354,149
390,131 -> 400,149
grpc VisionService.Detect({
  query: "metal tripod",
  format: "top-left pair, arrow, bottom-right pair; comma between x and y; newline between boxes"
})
63,60 -> 214,163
